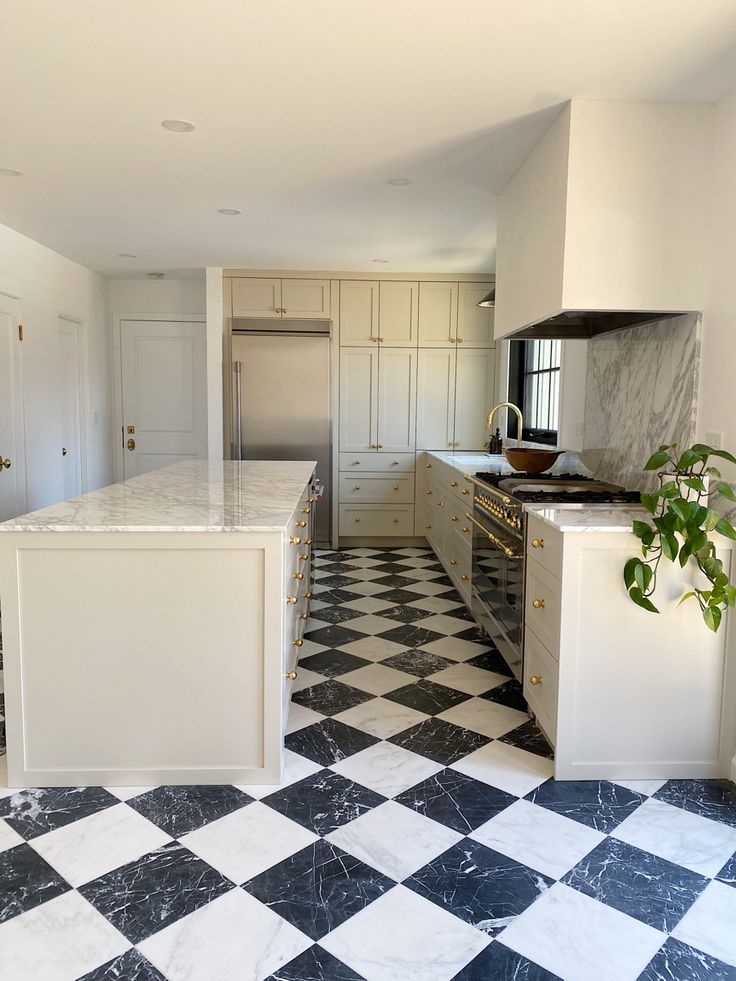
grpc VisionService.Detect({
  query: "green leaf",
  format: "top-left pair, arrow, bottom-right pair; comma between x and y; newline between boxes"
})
715,481 -> 736,502
678,590 -> 696,606
688,530 -> 708,554
677,449 -> 705,470
704,508 -> 722,532
687,502 -> 708,527
702,556 -> 724,581
692,445 -> 736,466
623,558 -> 639,590
670,498 -> 690,522
634,562 -> 653,592
629,587 -> 660,613
725,585 -> 736,607
662,534 -> 679,561
716,518 -> 736,540
658,482 -> 680,499
644,450 -> 672,471
703,605 -> 723,632
640,493 -> 659,514
682,477 -> 707,493
633,520 -> 653,541
706,466 -> 722,479
679,541 -> 692,567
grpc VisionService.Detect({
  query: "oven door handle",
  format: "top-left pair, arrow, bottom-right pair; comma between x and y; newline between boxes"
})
465,512 -> 523,560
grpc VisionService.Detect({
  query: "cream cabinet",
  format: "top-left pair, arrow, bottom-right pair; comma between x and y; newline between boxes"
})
416,348 -> 495,451
417,454 -> 475,602
417,281 -> 494,348
457,283 -> 495,347
339,348 -> 377,452
339,280 -> 418,347
232,278 -> 330,319
340,281 -> 379,345
379,281 -> 418,346
339,348 -> 416,453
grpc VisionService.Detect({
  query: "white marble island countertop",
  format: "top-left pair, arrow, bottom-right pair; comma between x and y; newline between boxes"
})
0,460 -> 317,533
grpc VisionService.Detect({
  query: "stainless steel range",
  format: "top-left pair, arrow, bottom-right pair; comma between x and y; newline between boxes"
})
469,472 -> 641,680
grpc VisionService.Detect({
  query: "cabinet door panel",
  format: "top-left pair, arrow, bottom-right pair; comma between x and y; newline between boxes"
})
340,281 -> 379,345
416,349 -> 456,451
281,279 -> 330,319
340,348 -> 378,451
453,349 -> 495,450
379,282 -> 418,347
418,282 -> 458,346
231,278 -> 282,318
457,283 -> 495,347
377,349 -> 416,453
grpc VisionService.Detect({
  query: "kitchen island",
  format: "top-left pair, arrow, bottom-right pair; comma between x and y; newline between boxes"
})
0,460 -> 316,788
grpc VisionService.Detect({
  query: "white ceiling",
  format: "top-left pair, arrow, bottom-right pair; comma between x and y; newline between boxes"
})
2,0 -> 736,277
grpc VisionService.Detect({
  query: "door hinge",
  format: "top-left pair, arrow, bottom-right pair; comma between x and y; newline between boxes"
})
18,324 -> 23,341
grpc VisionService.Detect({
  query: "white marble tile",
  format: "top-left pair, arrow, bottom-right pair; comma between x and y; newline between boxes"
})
672,881 -> 736,967
338,663 -> 415,695
342,567 -> 393,581
341,581 -> 394,597
332,742 -> 442,798
285,702 -> 324,734
612,779 -> 667,797
397,567 -> 445,581
427,663 -> 508,696
342,596 -> 396,614
401,581 -> 453,597
500,882 -> 665,981
438,697 -> 529,738
341,556 -> 385,568
415,614 -> 470,636
450,741 -> 552,797
612,797 -> 736,877
0,890 -> 129,981
292,668 -> 325,692
471,799 -> 605,879
337,636 -> 408,662
294,639 -> 328,659
321,884 -> 490,981
237,748 -> 322,800
139,888 -> 312,981
30,802 -> 171,888
342,614 -> 403,636
327,801 -> 461,881
421,637 -> 491,662
334,698 -> 428,739
180,801 -> 317,884
0,818 -> 23,853
105,785 -> 157,801
406,595 -> 465,614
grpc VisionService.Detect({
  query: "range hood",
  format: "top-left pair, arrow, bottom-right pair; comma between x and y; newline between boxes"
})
493,100 -> 711,341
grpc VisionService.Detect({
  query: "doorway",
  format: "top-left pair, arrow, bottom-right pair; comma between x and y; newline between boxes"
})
58,316 -> 87,499
0,293 -> 26,521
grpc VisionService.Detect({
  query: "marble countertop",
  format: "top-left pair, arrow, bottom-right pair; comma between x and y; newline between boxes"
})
0,460 -> 317,533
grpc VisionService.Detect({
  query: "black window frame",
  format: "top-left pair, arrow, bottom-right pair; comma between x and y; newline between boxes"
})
507,339 -> 561,446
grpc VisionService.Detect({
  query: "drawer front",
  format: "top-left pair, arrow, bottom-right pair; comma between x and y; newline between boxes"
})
526,513 -> 563,579
339,473 -> 415,504
340,452 -> 415,473
444,531 -> 472,599
339,504 -> 415,536
525,557 -> 561,658
523,628 -> 559,745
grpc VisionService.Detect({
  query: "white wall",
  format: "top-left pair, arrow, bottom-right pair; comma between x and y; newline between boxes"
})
0,222 -> 111,510
106,277 -> 205,317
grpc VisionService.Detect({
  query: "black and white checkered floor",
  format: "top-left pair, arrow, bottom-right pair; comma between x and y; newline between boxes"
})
1,546 -> 736,980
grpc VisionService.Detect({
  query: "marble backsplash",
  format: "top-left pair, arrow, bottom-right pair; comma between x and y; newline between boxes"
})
582,313 -> 701,492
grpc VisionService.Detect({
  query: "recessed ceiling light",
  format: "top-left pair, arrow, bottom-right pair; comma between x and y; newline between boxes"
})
161,119 -> 195,133
118,253 -> 137,259
217,208 -> 242,216
0,168 -> 22,177
386,177 -> 412,186
372,258 -> 389,263
148,272 -> 165,279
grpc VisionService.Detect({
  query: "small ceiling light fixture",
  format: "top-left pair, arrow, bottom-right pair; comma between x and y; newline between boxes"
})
372,258 -> 389,264
148,272 -> 165,279
217,208 -> 242,216
161,119 -> 195,133
386,177 -> 412,186
0,168 -> 22,177
118,253 -> 137,259
477,288 -> 495,308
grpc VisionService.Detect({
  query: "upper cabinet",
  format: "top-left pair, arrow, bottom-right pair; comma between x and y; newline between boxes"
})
232,278 -> 330,319
457,284 -> 495,347
340,281 -> 379,345
339,280 -> 418,347
417,281 -> 494,348
378,282 -> 418,347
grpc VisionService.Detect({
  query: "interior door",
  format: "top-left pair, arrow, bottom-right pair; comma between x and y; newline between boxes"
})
121,320 -> 208,478
0,292 -> 26,520
377,348 -> 417,452
59,316 -> 84,499
416,348 -> 455,450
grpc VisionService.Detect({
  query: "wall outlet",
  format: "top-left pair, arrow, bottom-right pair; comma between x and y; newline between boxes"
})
704,430 -> 723,450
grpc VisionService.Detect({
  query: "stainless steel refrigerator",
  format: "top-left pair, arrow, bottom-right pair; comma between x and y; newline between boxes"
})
230,320 -> 332,546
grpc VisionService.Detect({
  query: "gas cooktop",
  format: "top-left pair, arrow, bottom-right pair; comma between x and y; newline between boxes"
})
473,471 -> 642,505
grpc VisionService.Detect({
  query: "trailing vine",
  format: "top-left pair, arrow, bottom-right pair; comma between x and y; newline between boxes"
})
624,442 -> 736,632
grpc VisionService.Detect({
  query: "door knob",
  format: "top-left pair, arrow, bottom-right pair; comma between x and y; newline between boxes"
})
62,447 -> 68,456
127,438 -> 136,450
0,457 -> 11,471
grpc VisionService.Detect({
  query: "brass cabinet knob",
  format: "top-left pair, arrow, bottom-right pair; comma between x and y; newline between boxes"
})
462,488 -> 470,495
296,520 -> 307,527
438,500 -> 445,507
286,595 -> 297,604
452,516 -> 459,522
461,574 -> 470,581
392,460 -> 400,465
532,598 -> 545,609
530,674 -> 542,685
305,538 -> 313,545
378,337 -> 385,343
293,638 -> 303,647
305,591 -> 312,598
393,517 -> 399,524
532,538 -> 544,549
450,559 -> 458,566
289,536 -> 301,545
0,457 -> 12,471
306,497 -> 314,503
302,507 -> 311,514
448,442 -> 454,447
299,553 -> 308,561
353,485 -> 361,490
354,517 -> 360,523
285,670 -> 297,680
393,484 -> 399,490
352,460 -> 361,464
293,572 -> 305,580
462,526 -> 470,533
377,444 -> 383,448
456,337 -> 464,343
426,523 -> 432,529
62,447 -> 68,456
370,336 -> 378,342
299,612 -> 308,620
127,438 -> 136,450
370,443 -> 377,448
426,489 -> 433,495
426,463 -> 432,469
451,481 -> 458,487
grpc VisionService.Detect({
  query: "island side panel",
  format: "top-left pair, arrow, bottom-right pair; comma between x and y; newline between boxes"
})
0,530 -> 284,787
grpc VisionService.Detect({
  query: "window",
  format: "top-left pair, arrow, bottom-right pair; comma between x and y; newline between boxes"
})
507,339 -> 561,446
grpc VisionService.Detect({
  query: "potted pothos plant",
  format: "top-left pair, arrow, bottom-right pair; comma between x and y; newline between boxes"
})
624,442 -> 736,632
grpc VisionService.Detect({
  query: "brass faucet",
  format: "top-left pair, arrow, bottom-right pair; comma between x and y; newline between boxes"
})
486,402 -> 523,447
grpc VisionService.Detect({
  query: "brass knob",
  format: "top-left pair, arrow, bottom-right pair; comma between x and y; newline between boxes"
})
304,538 -> 313,545
462,526 -> 470,533
456,337 -> 464,343
532,598 -> 545,609
285,671 -> 297,680
530,675 -> 542,685
306,497 -> 314,503
426,523 -> 432,529
451,481 -> 458,487
293,572 -> 304,580
377,444 -> 383,448
393,484 -> 399,490
370,443 -> 377,448
296,520 -> 307,527
426,463 -> 432,469
299,553 -> 308,561
289,536 -> 301,545
452,516 -> 459,522
438,500 -> 445,507
0,457 -> 11,471
305,591 -> 312,598
299,612 -> 308,620
302,507 -> 311,514
532,538 -> 544,549
462,488 -> 470,495
461,575 -> 470,581
353,460 -> 361,464
127,438 -> 136,450
354,517 -> 360,523
287,595 -> 297,604
392,460 -> 400,465
448,442 -> 454,447
62,447 -> 68,456
393,518 -> 399,524
353,485 -> 361,490
426,490 -> 432,495
294,638 -> 303,647
450,559 -> 458,566
378,337 -> 385,342
281,308 -> 287,314
370,337 -> 378,343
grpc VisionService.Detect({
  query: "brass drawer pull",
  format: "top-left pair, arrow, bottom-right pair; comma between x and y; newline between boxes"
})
461,574 -> 469,581
392,460 -> 400,465
530,674 -> 542,685
294,638 -> 303,647
451,481 -> 458,487
426,489 -> 433,495
462,526 -> 470,533
532,598 -> 545,609
532,538 -> 544,549
393,484 -> 400,490
299,553 -> 309,561
296,520 -> 307,528
393,517 -> 399,524
285,670 -> 297,680
462,488 -> 470,495
306,497 -> 314,503
452,516 -> 459,522
426,463 -> 432,469
426,523 -> 432,529
450,559 -> 458,566
353,460 -> 361,464
305,538 -> 313,545
354,517 -> 360,523
438,500 -> 445,507
302,507 -> 311,514
299,612 -> 308,620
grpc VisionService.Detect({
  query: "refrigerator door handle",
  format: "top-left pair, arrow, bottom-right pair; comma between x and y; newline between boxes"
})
233,361 -> 243,461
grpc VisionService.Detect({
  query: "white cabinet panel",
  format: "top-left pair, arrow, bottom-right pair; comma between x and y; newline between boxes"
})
339,349 -> 378,452
231,278 -> 282,318
379,281 -> 418,347
339,504 -> 414,536
457,283 -> 495,347
338,473 -> 414,504
377,349 -> 416,453
416,349 -> 455,450
281,279 -> 330,318
418,282 -> 458,346
453,348 -> 495,450
339,452 -> 415,472
340,281 -> 379,345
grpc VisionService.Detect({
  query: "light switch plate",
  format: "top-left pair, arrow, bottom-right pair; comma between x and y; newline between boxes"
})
704,430 -> 723,450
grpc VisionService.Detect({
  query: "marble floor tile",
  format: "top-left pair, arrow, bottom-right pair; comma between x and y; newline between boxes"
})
421,635 -> 496,661
105,785 -> 158,802
378,587 -> 432,605
262,769 -> 385,836
338,663 -> 416,696
499,719 -> 554,760
526,780 -> 647,833
480,678 -> 528,712
451,741 -> 553,797
375,603 -> 434,624
405,595 -> 466,614
303,623 -> 367,648
285,718 -> 379,767
375,623 -> 444,651
654,780 -> 736,829
336,636 -> 408,662
297,649 -> 371,678
672,880 -> 736,967
284,702 -> 325,734
268,944 -> 364,981
427,662 -> 509,696
388,717 -> 491,766
290,679 -> 375,716
471,798 -> 606,880
291,667 -> 326,692
237,748 -> 323,800
465,648 -> 515,676
400,580 -> 454,596
438,695 -> 530,739
380,648 -> 455,678
382,678 -> 470,715
638,936 -> 736,981
453,940 -> 561,980
0,842 -> 70,924
306,605 -> 363,626
414,613 -> 473,636
338,580 -> 394,597
78,947 -> 166,981
342,613 -> 412,635
394,768 -> 516,835
139,888 -> 311,981
0,786 -> 118,839
499,882 -> 666,981
717,851 -> 736,887
332,741 -> 443,798
613,778 -> 668,798
340,595 -> 396,615
333,697 -> 428,740
0,817 -> 22,853
321,884 -> 490,981
125,785 -> 252,838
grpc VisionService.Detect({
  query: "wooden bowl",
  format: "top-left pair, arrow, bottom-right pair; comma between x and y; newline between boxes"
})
503,447 -> 563,474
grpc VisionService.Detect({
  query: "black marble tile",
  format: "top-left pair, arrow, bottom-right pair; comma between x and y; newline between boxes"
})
377,604 -> 433,623
466,648 -> 514,677
79,841 -> 233,944
383,678 -> 470,715
525,780 -> 647,833
311,588 -> 362,606
372,561 -> 419,574
0,786 -> 118,839
299,648 -> 371,678
638,937 -> 736,981
0,843 -> 70,924
407,839 -> 553,937
263,769 -> 385,836
316,574 -> 362,588
318,551 -> 361,563
126,785 -> 252,837
378,587 -> 428,605
291,680 -> 375,717
243,838 -> 394,941
267,945 -> 365,981
308,605 -> 364,625
443,604 -> 476,622
377,623 -> 444,649
716,851 -> 736,887
453,625 -> 495,645
654,780 -> 736,829
319,562 -> 364,575
480,678 -> 528,712
500,720 -> 555,760
78,948 -> 167,981
395,768 -> 515,834
285,718 -> 380,766
381,649 -> 455,678
303,623 -> 368,648
563,837 -> 707,932
389,717 -> 491,766
373,574 -> 418,588
453,941 -> 561,980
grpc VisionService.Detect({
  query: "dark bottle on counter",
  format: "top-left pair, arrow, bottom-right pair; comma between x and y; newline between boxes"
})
489,427 -> 503,455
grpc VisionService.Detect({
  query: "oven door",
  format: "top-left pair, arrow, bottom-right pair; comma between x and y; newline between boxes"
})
469,508 -> 525,680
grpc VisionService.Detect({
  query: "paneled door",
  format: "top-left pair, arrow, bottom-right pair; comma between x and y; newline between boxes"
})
376,349 -> 417,453
58,316 -> 85,499
280,279 -> 330,318
339,348 -> 378,451
0,292 -> 26,521
340,281 -> 379,345
120,320 -> 208,478
231,278 -> 282,318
